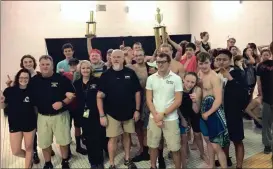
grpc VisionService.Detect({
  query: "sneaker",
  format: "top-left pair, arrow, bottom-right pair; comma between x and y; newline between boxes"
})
132,153 -> 150,162
158,157 -> 166,169
215,157 -> 232,167
264,146 -> 272,154
43,162 -> 53,169
76,147 -> 88,155
97,164 -> 105,169
108,165 -> 116,169
33,151 -> 40,164
124,159 -> 137,169
227,157 -> 233,167
61,160 -> 70,169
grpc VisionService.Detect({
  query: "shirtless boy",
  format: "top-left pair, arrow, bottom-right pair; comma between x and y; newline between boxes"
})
127,49 -> 150,162
197,52 -> 229,169
160,43 -> 185,78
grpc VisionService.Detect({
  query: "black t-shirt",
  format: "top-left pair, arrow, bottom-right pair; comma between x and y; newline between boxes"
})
202,42 -> 211,52
28,73 -> 75,115
73,77 -> 100,119
3,87 -> 36,128
98,67 -> 142,121
257,60 -> 273,105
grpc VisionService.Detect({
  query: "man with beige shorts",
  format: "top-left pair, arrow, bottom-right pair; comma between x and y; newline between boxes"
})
97,49 -> 142,169
146,52 -> 183,169
28,55 -> 75,169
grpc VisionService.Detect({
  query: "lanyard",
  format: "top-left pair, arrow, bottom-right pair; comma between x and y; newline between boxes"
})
82,80 -> 91,110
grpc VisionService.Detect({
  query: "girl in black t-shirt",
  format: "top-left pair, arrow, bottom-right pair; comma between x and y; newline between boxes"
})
5,55 -> 42,164
1,69 -> 36,168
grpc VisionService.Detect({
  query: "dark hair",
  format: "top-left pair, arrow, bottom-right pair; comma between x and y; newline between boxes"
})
157,52 -> 171,63
184,72 -> 198,84
197,52 -> 211,62
270,41 -> 273,54
248,43 -> 257,50
200,32 -> 208,39
210,49 -> 219,58
20,55 -> 37,69
62,43 -> 74,52
13,69 -> 31,88
229,45 -> 238,51
68,58 -> 79,66
233,55 -> 243,63
216,49 -> 232,60
261,49 -> 271,55
242,47 -> 249,59
186,43 -> 196,51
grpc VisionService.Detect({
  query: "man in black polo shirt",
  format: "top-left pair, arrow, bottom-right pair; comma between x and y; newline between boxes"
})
29,55 -> 74,169
97,49 -> 141,169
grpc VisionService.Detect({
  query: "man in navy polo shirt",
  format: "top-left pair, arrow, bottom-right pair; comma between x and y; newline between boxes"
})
97,49 -> 142,169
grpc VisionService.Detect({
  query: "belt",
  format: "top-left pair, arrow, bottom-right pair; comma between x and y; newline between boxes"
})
40,111 -> 64,116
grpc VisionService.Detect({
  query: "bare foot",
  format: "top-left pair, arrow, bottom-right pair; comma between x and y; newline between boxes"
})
201,154 -> 210,165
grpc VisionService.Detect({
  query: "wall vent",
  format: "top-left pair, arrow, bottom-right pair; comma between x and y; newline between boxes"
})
96,4 -> 106,12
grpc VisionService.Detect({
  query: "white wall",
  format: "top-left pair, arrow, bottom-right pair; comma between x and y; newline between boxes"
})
0,1 -> 189,88
189,1 -> 272,50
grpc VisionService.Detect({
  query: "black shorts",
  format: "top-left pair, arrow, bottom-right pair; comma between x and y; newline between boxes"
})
9,125 -> 36,133
69,111 -> 82,128
185,112 -> 201,133
226,115 -> 244,142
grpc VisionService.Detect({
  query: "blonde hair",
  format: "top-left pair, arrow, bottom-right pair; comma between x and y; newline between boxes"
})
78,60 -> 93,77
160,43 -> 173,51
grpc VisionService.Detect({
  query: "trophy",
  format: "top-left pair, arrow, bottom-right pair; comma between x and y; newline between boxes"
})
154,8 -> 167,50
85,11 -> 97,38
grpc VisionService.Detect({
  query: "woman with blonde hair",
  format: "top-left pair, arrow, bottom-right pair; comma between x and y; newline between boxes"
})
73,60 -> 107,169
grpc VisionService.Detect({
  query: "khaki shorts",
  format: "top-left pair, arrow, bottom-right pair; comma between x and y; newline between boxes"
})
37,111 -> 71,149
106,115 -> 135,138
147,118 -> 181,152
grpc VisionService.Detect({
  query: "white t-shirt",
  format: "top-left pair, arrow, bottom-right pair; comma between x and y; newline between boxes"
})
146,71 -> 183,121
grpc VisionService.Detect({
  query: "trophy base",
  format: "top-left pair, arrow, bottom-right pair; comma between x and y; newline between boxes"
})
85,34 -> 96,38
86,21 -> 96,24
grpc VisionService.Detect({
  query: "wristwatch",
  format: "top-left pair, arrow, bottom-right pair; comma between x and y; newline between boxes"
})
61,101 -> 66,107
135,109 -> 140,112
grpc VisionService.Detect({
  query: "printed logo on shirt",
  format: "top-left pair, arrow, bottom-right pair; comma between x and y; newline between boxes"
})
90,84 -> 97,89
23,96 -> 30,103
51,82 -> 58,87
166,80 -> 174,85
125,76 -> 131,79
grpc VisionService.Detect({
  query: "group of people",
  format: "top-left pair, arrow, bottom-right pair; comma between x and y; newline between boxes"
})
0,32 -> 272,169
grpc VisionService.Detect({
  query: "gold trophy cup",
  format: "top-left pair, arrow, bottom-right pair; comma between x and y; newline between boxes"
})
85,11 -> 97,38
154,8 -> 167,50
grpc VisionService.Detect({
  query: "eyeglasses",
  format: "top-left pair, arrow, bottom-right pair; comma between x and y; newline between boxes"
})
185,48 -> 193,51
19,77 -> 29,80
215,58 -> 229,62
156,60 -> 168,65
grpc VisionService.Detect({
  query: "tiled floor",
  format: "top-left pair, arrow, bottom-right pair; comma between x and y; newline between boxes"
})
1,109 -> 270,168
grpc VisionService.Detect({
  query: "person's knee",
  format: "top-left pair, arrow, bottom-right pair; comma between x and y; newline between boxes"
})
12,148 -> 24,156
25,143 -> 33,152
193,132 -> 202,139
171,150 -> 181,156
109,137 -> 118,145
233,140 -> 243,146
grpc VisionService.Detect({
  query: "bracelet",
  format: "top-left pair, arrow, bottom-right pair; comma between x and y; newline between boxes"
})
100,114 -> 106,118
135,109 -> 140,112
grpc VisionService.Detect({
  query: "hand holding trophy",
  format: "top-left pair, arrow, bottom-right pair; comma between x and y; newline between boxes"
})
85,11 -> 97,38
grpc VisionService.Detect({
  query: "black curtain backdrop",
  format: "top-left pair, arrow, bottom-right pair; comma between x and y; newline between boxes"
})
45,34 -> 191,70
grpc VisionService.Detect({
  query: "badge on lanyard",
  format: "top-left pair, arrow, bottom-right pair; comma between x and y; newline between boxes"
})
83,109 -> 90,118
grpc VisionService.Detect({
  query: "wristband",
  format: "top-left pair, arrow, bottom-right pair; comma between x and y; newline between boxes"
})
135,109 -> 140,112
100,114 -> 106,118
61,101 -> 66,106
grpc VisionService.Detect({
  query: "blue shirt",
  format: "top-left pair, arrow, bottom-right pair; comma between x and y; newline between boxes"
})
56,59 -> 70,73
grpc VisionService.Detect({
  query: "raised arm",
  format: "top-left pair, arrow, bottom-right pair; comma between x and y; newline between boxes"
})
87,37 -> 93,55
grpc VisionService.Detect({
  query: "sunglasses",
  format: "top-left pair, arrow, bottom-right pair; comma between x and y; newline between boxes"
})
156,60 -> 168,64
